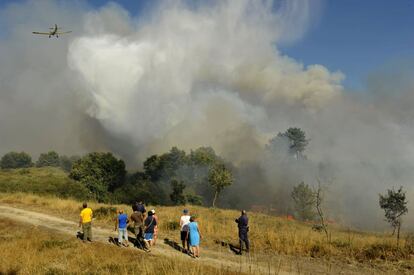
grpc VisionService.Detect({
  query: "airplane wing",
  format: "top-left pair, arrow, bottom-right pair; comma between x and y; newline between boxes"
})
56,31 -> 72,34
32,32 -> 50,35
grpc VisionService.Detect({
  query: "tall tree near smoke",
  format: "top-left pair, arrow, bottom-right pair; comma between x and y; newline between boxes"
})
379,187 -> 408,245
266,127 -> 309,160
279,128 -> 309,159
208,163 -> 233,208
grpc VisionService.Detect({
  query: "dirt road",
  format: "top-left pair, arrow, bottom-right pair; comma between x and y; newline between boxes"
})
0,204 -> 376,274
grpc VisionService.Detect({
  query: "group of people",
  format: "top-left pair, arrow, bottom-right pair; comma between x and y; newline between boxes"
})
78,202 -> 250,257
114,201 -> 159,251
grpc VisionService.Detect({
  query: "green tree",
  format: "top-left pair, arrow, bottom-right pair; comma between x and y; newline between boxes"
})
291,182 -> 315,221
59,155 -> 80,172
143,155 -> 163,181
208,163 -> 233,207
113,173 -> 167,205
379,187 -> 408,244
189,147 -> 217,166
170,179 -> 186,205
69,152 -> 126,202
268,127 -> 309,158
143,147 -> 187,181
0,151 -> 32,169
186,194 -> 203,205
36,151 -> 60,167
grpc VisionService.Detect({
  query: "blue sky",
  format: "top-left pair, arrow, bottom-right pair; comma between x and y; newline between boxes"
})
280,0 -> 414,90
2,0 -> 413,90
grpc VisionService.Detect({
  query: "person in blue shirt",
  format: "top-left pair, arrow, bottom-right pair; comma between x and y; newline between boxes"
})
186,216 -> 202,258
115,209 -> 129,247
235,210 -> 249,255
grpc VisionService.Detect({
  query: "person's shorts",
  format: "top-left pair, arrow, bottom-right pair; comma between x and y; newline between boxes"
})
144,233 -> 153,241
180,231 -> 188,241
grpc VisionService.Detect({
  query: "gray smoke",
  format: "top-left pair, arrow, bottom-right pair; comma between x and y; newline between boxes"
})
0,0 -> 413,229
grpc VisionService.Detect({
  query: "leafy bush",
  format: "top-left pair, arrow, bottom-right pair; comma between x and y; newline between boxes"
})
113,180 -> 167,205
186,194 -> 203,205
69,152 -> 126,202
59,155 -> 80,172
36,151 -> 60,167
1,152 -> 33,169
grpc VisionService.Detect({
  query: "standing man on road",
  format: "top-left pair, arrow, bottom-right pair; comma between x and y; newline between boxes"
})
79,202 -> 93,242
235,210 -> 249,255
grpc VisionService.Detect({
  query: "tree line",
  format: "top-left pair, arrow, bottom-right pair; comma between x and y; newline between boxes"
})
0,127 -> 314,208
0,151 -> 79,172
1,127 -> 407,242
0,147 -> 234,207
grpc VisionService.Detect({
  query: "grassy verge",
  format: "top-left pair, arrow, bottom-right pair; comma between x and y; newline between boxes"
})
0,167 -> 89,200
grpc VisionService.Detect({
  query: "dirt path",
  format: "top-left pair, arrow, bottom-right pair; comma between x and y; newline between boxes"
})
0,204 -> 291,274
0,204 -> 379,274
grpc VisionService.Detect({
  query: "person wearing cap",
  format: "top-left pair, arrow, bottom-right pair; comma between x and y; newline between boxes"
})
151,209 -> 159,245
235,210 -> 249,255
179,209 -> 191,252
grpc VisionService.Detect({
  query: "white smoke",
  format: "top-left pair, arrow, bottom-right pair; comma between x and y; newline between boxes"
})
68,0 -> 341,159
1,0 -> 414,229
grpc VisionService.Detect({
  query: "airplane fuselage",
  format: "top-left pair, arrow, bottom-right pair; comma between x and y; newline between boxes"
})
49,24 -> 58,38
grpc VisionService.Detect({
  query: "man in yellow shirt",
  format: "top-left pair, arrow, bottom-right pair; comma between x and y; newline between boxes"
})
79,202 -> 93,242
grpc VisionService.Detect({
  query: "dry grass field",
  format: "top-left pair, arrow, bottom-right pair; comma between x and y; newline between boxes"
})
1,192 -> 414,274
1,168 -> 414,274
0,218 -> 239,275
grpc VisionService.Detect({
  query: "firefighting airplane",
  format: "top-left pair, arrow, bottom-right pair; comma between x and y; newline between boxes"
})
32,24 -> 72,38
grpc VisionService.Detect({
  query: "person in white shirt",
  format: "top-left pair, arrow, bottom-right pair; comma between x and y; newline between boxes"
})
179,209 -> 191,252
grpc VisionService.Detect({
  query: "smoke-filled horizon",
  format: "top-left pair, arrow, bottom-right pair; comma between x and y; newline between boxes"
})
1,0 -> 414,230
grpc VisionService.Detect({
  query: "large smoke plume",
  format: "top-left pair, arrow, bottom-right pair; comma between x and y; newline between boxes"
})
1,0 -> 413,229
